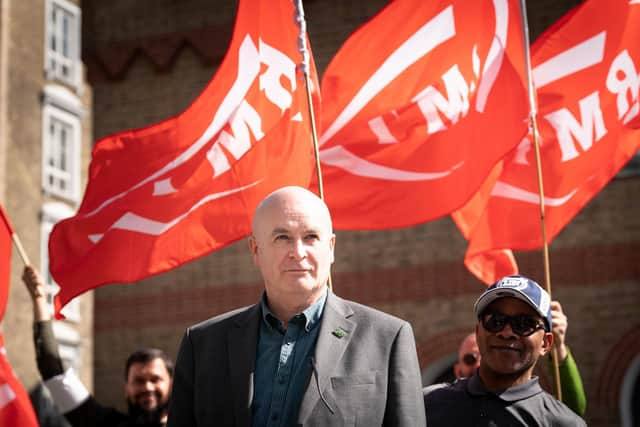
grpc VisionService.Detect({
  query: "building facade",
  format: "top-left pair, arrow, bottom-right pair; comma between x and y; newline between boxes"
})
1,0 -> 94,392
3,1 -> 638,426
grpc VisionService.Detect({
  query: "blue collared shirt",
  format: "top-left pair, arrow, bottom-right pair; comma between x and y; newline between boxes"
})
251,289 -> 327,427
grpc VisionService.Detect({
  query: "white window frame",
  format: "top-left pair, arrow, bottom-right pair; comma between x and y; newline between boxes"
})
44,0 -> 82,90
40,202 -> 80,322
41,84 -> 82,203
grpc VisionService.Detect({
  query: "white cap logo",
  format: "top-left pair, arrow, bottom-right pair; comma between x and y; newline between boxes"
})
496,276 -> 528,291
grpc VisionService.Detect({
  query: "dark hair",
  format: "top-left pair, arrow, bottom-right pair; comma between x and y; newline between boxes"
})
124,348 -> 174,380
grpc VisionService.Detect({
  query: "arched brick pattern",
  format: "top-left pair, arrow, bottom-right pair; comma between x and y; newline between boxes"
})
596,324 -> 640,408
85,24 -> 233,82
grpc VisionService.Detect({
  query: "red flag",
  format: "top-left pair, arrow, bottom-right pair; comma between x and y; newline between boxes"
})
316,0 -> 529,229
49,0 -> 320,311
455,0 -> 640,283
0,204 -> 14,321
0,335 -> 39,427
0,208 -> 39,426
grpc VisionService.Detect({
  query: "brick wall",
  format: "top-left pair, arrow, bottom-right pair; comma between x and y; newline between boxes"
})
84,1 -> 639,426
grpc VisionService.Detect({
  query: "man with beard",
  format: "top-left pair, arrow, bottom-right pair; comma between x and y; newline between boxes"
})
23,265 -> 173,427
424,274 -> 586,426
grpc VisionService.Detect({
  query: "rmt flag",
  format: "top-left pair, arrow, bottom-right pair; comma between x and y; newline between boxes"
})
49,0 -> 320,312
316,0 -> 529,229
453,0 -> 640,283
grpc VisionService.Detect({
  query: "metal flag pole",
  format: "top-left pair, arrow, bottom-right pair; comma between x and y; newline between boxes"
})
293,0 -> 333,291
519,0 -> 562,400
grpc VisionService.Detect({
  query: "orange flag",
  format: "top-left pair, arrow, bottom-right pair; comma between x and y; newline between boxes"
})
316,0 -> 529,229
454,0 -> 640,283
49,0 -> 320,312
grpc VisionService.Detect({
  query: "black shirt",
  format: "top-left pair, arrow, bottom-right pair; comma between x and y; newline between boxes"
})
423,375 -> 586,427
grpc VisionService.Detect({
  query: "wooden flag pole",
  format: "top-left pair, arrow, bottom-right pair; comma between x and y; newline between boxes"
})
11,231 -> 31,266
293,0 -> 332,291
519,0 -> 562,400
0,205 -> 30,265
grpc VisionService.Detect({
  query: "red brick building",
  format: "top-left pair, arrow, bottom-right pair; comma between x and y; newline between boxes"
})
4,1 -> 638,426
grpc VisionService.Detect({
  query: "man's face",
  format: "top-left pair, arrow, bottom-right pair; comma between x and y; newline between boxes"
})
454,333 -> 480,379
249,191 -> 335,305
476,297 -> 552,379
124,358 -> 172,418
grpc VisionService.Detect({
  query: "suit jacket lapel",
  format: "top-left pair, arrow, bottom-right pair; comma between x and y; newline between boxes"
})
228,303 -> 261,427
298,292 -> 356,423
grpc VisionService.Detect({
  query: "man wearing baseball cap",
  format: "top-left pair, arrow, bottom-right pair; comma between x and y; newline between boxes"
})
424,275 -> 586,426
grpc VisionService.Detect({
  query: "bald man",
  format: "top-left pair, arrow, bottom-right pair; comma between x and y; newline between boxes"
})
453,333 -> 479,380
167,186 -> 425,427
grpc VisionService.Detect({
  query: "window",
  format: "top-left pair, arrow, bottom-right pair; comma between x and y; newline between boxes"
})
45,0 -> 81,89
41,85 -> 82,203
40,202 -> 80,322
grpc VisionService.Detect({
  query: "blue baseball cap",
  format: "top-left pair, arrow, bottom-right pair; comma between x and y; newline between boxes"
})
474,275 -> 552,331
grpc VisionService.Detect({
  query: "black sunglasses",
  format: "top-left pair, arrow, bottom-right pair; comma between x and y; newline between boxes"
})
462,352 -> 480,366
481,311 -> 546,337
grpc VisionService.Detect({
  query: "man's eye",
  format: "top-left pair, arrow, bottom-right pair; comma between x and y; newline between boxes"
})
305,234 -> 319,241
275,235 -> 289,242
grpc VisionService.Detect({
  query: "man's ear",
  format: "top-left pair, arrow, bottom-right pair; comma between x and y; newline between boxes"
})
540,331 -> 554,356
248,236 -> 259,264
453,363 -> 463,379
329,234 -> 336,263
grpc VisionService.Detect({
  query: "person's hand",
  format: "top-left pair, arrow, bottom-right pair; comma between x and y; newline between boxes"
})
550,300 -> 568,361
22,265 -> 51,321
22,265 -> 45,298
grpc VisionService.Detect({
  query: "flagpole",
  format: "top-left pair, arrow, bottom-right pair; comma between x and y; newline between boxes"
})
293,0 -> 333,291
11,232 -> 31,266
519,0 -> 561,400
0,206 -> 31,265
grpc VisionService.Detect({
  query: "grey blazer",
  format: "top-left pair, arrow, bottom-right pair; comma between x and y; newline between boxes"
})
166,291 -> 426,426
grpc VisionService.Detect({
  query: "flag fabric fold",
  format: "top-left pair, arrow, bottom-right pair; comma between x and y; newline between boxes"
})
0,205 -> 39,427
0,205 -> 14,320
316,0 -> 529,229
454,0 -> 640,284
49,0 -> 320,312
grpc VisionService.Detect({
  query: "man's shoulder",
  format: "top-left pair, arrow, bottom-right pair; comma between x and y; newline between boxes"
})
423,379 -> 470,426
187,304 -> 258,335
534,389 -> 588,426
423,379 -> 467,401
335,294 -> 407,326
422,382 -> 452,396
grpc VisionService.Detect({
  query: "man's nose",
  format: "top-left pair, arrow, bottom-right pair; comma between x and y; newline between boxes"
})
497,322 -> 518,339
289,239 -> 306,259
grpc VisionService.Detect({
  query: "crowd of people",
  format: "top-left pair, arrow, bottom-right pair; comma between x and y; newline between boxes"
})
22,186 -> 588,426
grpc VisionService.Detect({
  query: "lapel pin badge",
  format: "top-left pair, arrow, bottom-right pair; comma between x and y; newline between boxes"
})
332,327 -> 348,338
